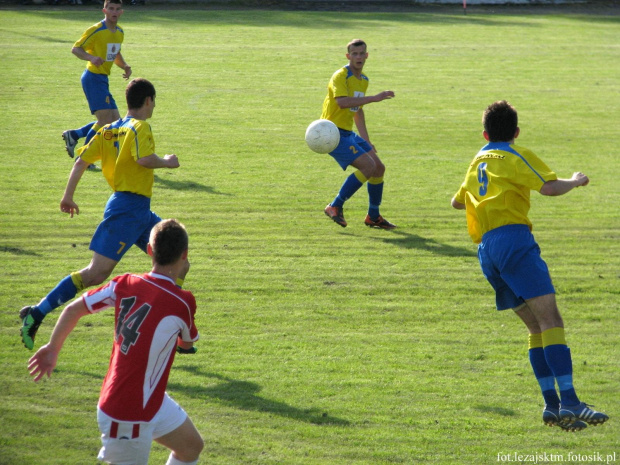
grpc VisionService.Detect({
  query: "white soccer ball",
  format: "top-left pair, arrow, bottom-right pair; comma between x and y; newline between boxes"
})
305,119 -> 340,154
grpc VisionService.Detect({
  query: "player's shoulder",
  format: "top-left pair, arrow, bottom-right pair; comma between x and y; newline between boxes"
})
511,143 -> 540,160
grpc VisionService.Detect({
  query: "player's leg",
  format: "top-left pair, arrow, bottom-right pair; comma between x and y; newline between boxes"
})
324,132 -> 373,227
20,252 -> 118,349
511,303 -> 585,430
155,417 -> 204,465
152,395 -> 204,464
357,150 -> 395,229
524,294 -> 608,426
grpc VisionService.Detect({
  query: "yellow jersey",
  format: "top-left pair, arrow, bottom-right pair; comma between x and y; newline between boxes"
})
78,117 -> 157,198
453,142 -> 557,243
74,20 -> 124,76
321,65 -> 369,131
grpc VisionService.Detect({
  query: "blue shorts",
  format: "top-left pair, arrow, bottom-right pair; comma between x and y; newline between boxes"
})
90,192 -> 162,261
478,224 -> 555,311
81,70 -> 118,114
329,129 -> 372,170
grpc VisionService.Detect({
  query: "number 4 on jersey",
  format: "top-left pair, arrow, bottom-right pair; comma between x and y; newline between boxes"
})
116,296 -> 152,354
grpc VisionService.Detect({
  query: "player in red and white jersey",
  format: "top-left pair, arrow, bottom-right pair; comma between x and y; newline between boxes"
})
29,219 -> 204,465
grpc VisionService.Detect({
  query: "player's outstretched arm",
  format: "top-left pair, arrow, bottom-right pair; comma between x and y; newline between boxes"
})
336,91 -> 394,110
137,153 -> 180,170
540,172 -> 589,196
28,299 -> 90,382
61,157 -> 89,217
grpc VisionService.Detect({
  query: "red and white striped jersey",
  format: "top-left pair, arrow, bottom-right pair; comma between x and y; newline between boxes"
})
82,272 -> 199,422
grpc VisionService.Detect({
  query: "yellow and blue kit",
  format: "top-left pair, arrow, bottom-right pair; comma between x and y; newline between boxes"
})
453,142 -> 557,244
74,20 -> 124,76
454,142 -> 559,310
78,117 -> 161,260
79,117 -> 157,198
321,65 -> 369,132
75,20 -> 124,113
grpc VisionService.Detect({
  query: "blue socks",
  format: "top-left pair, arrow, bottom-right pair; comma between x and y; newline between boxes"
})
332,171 -> 366,208
31,273 -> 84,322
528,328 -> 581,408
72,122 -> 95,140
367,177 -> 384,220
528,334 -> 561,408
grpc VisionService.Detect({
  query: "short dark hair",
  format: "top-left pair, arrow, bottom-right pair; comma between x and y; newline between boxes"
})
482,100 -> 518,142
149,219 -> 188,266
104,0 -> 122,6
126,78 -> 156,110
347,39 -> 367,52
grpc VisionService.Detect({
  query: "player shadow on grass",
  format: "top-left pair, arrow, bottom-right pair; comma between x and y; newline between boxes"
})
0,245 -> 41,256
153,174 -> 232,196
358,230 -> 476,257
169,367 -> 350,426
474,405 -> 517,417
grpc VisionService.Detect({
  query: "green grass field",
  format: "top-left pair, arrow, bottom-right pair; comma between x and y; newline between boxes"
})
0,5 -> 618,464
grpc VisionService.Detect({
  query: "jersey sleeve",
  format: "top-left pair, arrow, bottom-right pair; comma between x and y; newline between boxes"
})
179,294 -> 199,343
132,121 -> 156,161
453,183 -> 467,204
73,23 -> 97,49
82,278 -> 119,314
331,70 -> 349,99
514,146 -> 558,191
76,128 -> 105,163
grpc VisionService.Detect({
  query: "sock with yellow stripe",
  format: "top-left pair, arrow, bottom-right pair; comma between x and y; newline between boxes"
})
332,170 -> 367,208
542,327 -> 580,406
367,176 -> 384,220
84,122 -> 102,145
528,333 -> 560,408
31,271 -> 85,322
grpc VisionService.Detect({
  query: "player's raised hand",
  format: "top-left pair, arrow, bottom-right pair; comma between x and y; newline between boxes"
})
60,198 -> 80,217
572,172 -> 589,187
28,345 -> 59,382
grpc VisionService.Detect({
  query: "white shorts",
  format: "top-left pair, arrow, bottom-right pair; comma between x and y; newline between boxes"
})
97,393 -> 187,465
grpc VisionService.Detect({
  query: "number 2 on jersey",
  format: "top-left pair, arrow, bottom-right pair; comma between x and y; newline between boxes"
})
477,162 -> 489,196
116,296 -> 152,355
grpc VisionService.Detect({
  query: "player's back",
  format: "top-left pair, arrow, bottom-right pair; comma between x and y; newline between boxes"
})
85,273 -> 198,422
456,142 -> 556,242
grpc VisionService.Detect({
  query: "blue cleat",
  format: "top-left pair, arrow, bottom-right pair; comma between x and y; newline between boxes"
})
560,403 -> 609,426
543,406 -> 587,432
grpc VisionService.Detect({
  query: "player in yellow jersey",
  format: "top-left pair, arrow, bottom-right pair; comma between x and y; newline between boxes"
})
321,39 -> 396,229
21,78 -> 181,351
451,100 -> 608,431
62,0 -> 132,159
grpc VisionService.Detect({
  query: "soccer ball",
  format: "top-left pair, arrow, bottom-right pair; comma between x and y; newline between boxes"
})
305,119 -> 340,154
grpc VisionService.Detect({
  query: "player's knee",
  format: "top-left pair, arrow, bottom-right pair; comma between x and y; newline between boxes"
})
80,268 -> 112,288
174,435 -> 204,462
373,161 -> 385,177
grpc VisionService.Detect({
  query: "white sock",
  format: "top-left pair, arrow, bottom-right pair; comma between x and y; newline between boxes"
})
165,453 -> 198,465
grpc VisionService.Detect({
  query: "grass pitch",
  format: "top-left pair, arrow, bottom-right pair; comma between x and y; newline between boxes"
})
0,5 -> 618,464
